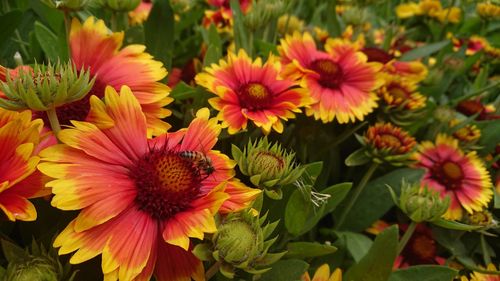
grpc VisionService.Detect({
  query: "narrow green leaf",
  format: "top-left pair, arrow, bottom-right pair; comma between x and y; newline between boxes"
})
230,0 -> 248,52
0,11 -> 23,49
259,259 -> 309,281
34,21 -> 60,62
389,265 -> 458,281
400,40 -> 450,61
1,240 -> 27,263
144,0 -> 175,69
341,232 -> 373,262
285,242 -> 337,259
345,148 -> 370,167
345,225 -> 399,281
432,218 -> 482,231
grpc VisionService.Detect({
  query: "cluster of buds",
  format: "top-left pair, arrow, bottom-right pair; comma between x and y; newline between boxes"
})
193,210 -> 285,278
232,137 -> 303,199
392,181 -> 450,223
41,0 -> 93,10
0,61 -> 94,112
1,239 -> 76,281
346,122 -> 417,167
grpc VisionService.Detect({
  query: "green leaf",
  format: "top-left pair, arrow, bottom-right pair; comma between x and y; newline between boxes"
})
477,120 -> 500,154
285,242 -> 337,259
259,259 -> 309,281
432,218 -> 482,231
336,168 -> 424,232
144,0 -> 175,69
203,24 -> 222,67
345,225 -> 399,281
300,161 -> 323,187
230,0 -> 248,52
388,265 -> 458,281
299,182 -> 352,235
169,82 -> 201,100
0,10 -> 23,49
341,232 -> 373,262
34,21 -> 60,62
345,148 -> 370,167
400,40 -> 450,61
285,188 -> 312,236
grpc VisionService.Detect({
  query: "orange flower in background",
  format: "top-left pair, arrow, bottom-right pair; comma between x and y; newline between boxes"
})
196,50 -> 310,134
0,108 -> 49,221
38,87 -> 259,281
302,264 -> 342,281
129,1 -> 153,25
396,224 -> 446,268
415,134 -> 493,220
202,0 -> 250,30
377,74 -> 427,110
41,17 -> 172,136
279,32 -> 382,124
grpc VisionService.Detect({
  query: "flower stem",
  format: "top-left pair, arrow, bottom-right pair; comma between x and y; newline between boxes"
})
46,108 -> 61,138
397,221 -> 417,256
205,261 -> 221,280
335,162 -> 378,230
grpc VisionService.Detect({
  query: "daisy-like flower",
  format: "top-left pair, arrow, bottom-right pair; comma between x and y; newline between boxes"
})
302,264 -> 342,281
0,108 -> 49,221
278,32 -> 382,123
395,224 -> 446,268
43,17 -> 172,136
196,50 -> 310,134
469,264 -> 500,281
38,86 -> 259,281
415,134 -> 493,220
449,120 -> 481,144
377,74 -> 426,111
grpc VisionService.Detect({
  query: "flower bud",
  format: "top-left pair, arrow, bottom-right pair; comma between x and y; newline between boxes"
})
5,257 -> 58,281
99,0 -> 141,12
41,0 -> 93,10
465,210 -> 495,227
0,61 -> 94,112
398,182 -> 450,222
232,137 -> 303,199
193,210 -> 285,279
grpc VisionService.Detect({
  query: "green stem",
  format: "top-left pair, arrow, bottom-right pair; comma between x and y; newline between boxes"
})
205,261 -> 221,280
63,10 -> 72,58
335,162 -> 379,230
111,11 -> 118,31
397,221 -> 417,255
46,108 -> 61,139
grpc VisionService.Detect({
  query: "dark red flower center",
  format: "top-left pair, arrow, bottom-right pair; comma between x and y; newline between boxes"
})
238,82 -> 273,110
403,233 -> 437,265
309,58 -> 343,89
130,149 -> 203,220
37,77 -> 106,127
431,161 -> 463,190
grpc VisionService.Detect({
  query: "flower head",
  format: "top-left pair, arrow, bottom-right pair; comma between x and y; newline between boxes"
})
194,210 -> 284,278
129,1 -> 153,25
301,264 -> 342,281
0,108 -> 49,221
46,17 -> 172,136
377,74 -> 426,111
38,86 -> 258,281
196,50 -> 310,134
279,32 -> 382,123
232,137 -> 303,199
396,224 -> 446,268
477,2 -> 500,20
469,264 -> 500,281
450,120 -> 481,144
415,134 -> 493,220
363,122 -> 417,166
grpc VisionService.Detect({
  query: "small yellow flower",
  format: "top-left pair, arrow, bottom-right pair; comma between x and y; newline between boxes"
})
396,2 -> 422,18
436,7 -> 461,23
477,2 -> 500,20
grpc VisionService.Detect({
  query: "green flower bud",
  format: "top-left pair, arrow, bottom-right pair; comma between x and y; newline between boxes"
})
193,210 -> 285,279
40,0 -> 93,10
397,182 -> 450,223
99,0 -> 141,12
232,137 -> 303,199
0,61 -> 94,112
1,239 -> 77,281
244,0 -> 286,31
342,6 -> 370,26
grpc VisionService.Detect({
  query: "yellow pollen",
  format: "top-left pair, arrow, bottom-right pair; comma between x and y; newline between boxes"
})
155,155 -> 193,193
442,161 -> 463,180
246,83 -> 269,100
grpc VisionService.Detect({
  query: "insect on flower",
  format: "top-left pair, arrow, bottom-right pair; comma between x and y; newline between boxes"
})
179,150 -> 216,179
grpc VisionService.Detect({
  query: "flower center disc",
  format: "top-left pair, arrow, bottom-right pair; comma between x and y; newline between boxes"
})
131,150 -> 201,220
310,59 -> 343,89
432,160 -> 463,189
388,85 -> 409,101
406,234 -> 436,264
239,82 -> 272,110
378,134 -> 403,149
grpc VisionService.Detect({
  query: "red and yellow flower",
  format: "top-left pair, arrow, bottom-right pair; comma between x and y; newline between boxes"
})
415,134 -> 493,220
129,1 -> 153,25
202,0 -> 250,30
377,74 -> 426,110
469,264 -> 500,281
44,17 -> 172,136
0,108 -> 50,221
395,224 -> 446,268
302,264 -> 342,281
38,86 -> 259,281
196,50 -> 310,134
278,32 -> 382,123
